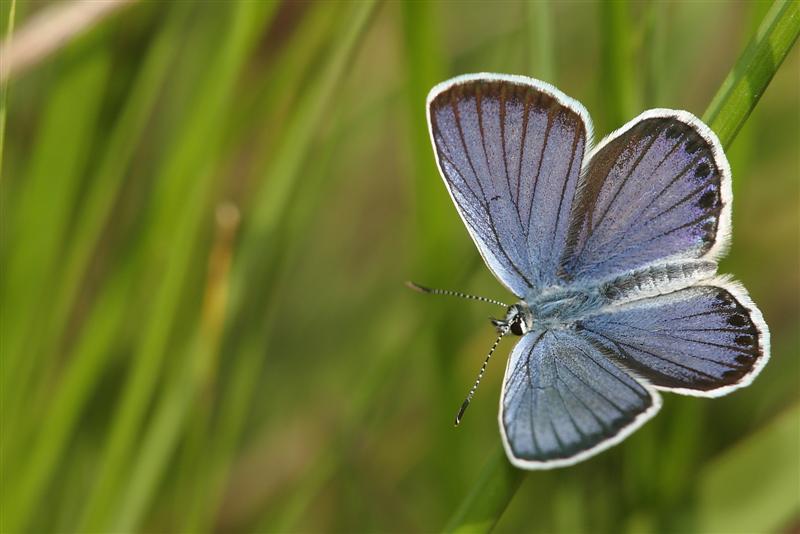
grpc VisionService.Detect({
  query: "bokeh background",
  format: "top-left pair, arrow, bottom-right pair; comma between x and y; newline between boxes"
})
1,1 -> 798,533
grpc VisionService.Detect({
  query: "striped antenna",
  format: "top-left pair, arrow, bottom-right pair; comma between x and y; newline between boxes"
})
454,322 -> 510,426
405,281 -> 508,308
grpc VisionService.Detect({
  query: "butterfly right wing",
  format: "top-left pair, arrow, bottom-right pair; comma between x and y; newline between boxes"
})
560,110 -> 731,285
500,329 -> 660,469
427,74 -> 590,297
579,280 -> 769,396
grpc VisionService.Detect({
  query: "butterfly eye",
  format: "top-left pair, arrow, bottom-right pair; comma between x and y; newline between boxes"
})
510,318 -> 524,336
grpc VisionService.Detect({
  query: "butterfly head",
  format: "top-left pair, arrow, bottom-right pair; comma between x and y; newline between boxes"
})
492,303 -> 534,336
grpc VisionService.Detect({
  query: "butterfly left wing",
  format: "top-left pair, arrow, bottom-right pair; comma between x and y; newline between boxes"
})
427,74 -> 591,296
500,329 -> 661,469
578,281 -> 769,396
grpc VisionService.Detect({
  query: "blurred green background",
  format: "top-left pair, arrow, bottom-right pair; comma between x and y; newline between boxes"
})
1,1 -> 798,533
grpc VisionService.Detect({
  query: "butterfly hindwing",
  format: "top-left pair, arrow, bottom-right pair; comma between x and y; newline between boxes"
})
427,74 -> 591,296
578,281 -> 769,396
500,329 -> 661,468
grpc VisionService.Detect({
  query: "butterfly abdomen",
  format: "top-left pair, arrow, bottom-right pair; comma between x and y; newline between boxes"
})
597,260 -> 717,304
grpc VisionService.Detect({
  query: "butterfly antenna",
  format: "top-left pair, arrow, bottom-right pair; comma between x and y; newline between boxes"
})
454,323 -> 510,426
405,281 -> 508,308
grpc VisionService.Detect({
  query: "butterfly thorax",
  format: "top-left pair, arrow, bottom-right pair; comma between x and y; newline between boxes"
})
528,287 -> 604,322
494,287 -> 607,336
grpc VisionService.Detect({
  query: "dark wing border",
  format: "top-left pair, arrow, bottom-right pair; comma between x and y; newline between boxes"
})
650,276 -> 770,397
584,276 -> 770,398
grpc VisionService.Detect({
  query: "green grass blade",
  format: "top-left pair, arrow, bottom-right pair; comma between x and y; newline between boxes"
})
443,446 -> 524,533
0,8 -> 16,521
175,2 -> 378,531
704,0 -> 800,145
527,0 -> 555,81
2,263 -> 134,533
697,403 -> 800,532
401,0 -> 451,280
1,11 -> 190,525
35,3 -> 189,392
0,0 -> 16,177
444,2 -> 800,530
228,0 -> 378,315
599,0 -> 637,130
110,320 -> 222,531
76,3 -> 275,530
644,0 -> 666,107
105,10 -> 280,531
173,6 -> 342,531
2,42 -> 112,458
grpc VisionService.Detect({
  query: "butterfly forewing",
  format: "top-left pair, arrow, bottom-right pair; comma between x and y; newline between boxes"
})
427,74 -> 590,295
560,111 -> 731,284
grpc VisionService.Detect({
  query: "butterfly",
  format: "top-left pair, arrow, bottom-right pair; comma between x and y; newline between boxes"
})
411,73 -> 770,469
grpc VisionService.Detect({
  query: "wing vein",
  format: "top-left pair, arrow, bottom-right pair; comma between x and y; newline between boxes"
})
450,91 -> 535,290
550,124 -> 581,265
588,123 -> 665,236
515,91 -> 532,228
526,105 -> 553,234
584,327 -> 724,379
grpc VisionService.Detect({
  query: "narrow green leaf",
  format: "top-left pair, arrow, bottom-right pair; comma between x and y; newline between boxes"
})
401,0 -> 453,281
229,0 -> 378,315
173,5 -> 342,531
1,11 -> 190,527
107,9 -> 279,532
2,42 -> 112,469
704,0 -> 800,145
644,0 -> 667,107
527,0 -> 555,81
599,0 -> 638,130
1,263 -> 134,533
0,0 -> 16,177
76,3 -> 275,530
697,403 -> 800,533
444,447 -> 524,533
179,2 -> 379,531
35,3 -> 190,393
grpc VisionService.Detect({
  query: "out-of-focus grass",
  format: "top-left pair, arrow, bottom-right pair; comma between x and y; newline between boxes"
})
0,0 -> 15,174
5,8 -> 186,529
698,402 -> 800,533
706,0 -> 800,142
599,0 -> 637,130
1,1 -> 797,533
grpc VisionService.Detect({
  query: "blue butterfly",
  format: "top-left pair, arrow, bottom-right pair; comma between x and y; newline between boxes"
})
412,73 -> 770,469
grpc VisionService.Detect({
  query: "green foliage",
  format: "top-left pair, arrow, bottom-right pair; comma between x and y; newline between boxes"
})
1,1 -> 797,532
